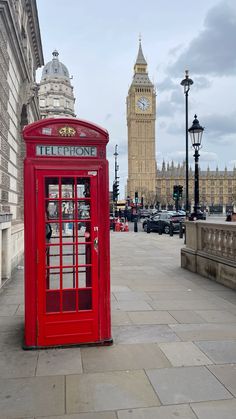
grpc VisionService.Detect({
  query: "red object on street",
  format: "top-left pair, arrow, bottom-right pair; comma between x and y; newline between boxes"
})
23,118 -> 112,348
124,221 -> 129,232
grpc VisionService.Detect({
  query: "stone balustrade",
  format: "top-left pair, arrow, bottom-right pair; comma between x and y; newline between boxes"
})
181,220 -> 236,289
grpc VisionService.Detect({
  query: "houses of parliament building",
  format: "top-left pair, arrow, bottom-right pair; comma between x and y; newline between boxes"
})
127,41 -> 236,213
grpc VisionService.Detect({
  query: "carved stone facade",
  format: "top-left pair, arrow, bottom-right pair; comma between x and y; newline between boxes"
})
0,0 -> 43,220
157,162 -> 236,212
126,41 -> 157,203
0,0 -> 43,282
38,50 -> 76,118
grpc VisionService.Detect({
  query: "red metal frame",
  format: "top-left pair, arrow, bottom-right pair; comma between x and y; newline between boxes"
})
23,118 -> 112,348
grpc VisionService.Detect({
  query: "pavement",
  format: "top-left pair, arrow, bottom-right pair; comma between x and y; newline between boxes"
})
0,227 -> 236,418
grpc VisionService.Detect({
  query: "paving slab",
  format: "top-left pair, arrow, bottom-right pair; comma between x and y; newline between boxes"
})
195,340 -> 236,363
148,290 -> 212,300
111,311 -> 132,325
66,370 -> 160,413
14,304 -> 24,316
0,304 -> 19,316
158,342 -> 213,366
0,376 -> 65,418
195,310 -> 236,323
111,285 -> 131,292
0,316 -> 24,332
117,404 -> 197,419
112,301 -> 152,311
208,364 -> 236,396
212,291 -> 236,304
113,291 -> 152,301
146,366 -> 232,404
128,283 -> 188,292
112,324 -> 180,344
81,343 -> 171,372
37,413 -> 116,419
0,349 -> 38,378
0,331 -> 24,351
36,348 -> 83,376
150,299 -> 223,310
128,311 -> 177,325
168,310 -> 206,324
169,323 -> 236,341
191,399 -> 236,419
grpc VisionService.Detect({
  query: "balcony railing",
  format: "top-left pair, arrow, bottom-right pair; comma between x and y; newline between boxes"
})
181,220 -> 236,289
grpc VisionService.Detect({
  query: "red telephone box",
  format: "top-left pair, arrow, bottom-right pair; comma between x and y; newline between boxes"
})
23,118 -> 112,348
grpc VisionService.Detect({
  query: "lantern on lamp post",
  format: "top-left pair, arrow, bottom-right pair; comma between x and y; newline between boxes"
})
188,115 -> 204,219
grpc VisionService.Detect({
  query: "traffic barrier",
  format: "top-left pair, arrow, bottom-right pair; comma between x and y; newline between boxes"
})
169,221 -> 173,237
124,221 -> 129,232
115,220 -> 121,231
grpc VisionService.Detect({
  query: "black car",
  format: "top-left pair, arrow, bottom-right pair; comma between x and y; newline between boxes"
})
143,212 -> 185,234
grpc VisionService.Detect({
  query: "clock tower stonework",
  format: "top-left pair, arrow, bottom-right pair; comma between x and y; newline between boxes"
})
127,41 -> 157,203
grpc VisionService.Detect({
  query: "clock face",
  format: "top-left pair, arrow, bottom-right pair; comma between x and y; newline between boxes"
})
137,96 -> 150,111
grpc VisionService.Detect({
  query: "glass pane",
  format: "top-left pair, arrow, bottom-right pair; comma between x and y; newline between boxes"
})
78,266 -> 92,288
77,178 -> 90,198
62,201 -> 75,219
48,245 -> 60,267
78,222 -> 91,242
78,243 -> 91,265
45,178 -> 59,198
62,267 -> 76,289
62,223 -> 75,243
50,223 -> 60,244
62,244 -> 76,266
47,269 -> 60,289
63,290 -> 76,311
78,201 -> 90,220
47,201 -> 59,220
61,177 -> 74,198
46,291 -> 60,313
79,289 -> 92,310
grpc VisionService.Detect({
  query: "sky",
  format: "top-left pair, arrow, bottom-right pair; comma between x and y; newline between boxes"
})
36,0 -> 236,198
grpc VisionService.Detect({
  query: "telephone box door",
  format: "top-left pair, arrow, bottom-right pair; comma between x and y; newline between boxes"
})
37,170 -> 99,346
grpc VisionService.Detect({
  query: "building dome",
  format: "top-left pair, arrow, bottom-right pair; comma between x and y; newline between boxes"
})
38,50 -> 76,118
41,50 -> 70,81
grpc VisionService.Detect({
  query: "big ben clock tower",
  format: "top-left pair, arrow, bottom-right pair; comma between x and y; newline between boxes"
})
127,40 -> 157,204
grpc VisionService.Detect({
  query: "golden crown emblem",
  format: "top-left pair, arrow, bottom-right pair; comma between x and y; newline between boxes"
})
58,126 -> 76,137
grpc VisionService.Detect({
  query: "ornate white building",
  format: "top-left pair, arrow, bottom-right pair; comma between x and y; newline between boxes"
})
0,0 -> 43,284
38,50 -> 76,118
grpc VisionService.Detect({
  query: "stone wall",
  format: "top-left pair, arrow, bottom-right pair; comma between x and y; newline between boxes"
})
181,221 -> 236,289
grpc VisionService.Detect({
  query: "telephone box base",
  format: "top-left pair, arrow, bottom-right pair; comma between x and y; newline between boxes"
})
23,337 -> 113,350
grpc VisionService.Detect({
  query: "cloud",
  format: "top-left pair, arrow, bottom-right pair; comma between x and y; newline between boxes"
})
203,112 -> 236,139
198,151 -> 218,162
169,1 -> 236,77
194,76 -> 212,90
157,100 -> 176,117
105,113 -> 112,121
157,77 -> 177,92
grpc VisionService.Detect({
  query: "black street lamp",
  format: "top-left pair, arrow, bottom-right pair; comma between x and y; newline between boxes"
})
181,70 -> 193,216
188,115 -> 204,219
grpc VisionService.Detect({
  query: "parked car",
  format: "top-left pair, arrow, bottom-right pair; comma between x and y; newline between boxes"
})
143,212 -> 185,234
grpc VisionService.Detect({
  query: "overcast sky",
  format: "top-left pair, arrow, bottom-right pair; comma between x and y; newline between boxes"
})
37,0 -> 236,198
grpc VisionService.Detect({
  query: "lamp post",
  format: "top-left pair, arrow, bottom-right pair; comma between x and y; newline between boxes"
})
113,145 -> 119,216
188,115 -> 204,219
181,70 -> 193,216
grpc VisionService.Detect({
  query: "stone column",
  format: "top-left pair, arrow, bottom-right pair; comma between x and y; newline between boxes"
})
0,214 -> 12,286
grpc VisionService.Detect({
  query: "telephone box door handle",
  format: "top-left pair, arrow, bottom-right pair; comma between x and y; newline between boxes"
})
94,237 -> 98,252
